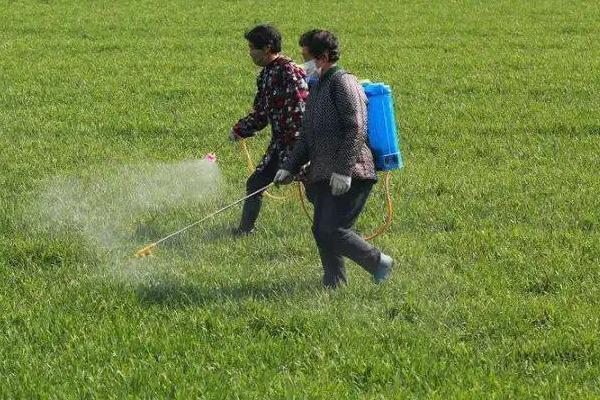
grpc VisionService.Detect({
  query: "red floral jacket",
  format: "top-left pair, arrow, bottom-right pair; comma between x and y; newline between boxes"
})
232,56 -> 309,172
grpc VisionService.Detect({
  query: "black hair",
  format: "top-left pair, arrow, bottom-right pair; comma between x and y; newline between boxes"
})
244,24 -> 282,53
298,29 -> 340,62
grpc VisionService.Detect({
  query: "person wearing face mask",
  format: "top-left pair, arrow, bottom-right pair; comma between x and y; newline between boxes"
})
302,55 -> 321,87
274,29 -> 394,289
230,24 -> 309,236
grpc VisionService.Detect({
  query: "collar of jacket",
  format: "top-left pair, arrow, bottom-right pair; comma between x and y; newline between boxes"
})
320,65 -> 342,83
266,55 -> 290,67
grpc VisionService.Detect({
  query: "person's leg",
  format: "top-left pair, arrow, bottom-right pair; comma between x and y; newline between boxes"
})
317,246 -> 347,288
311,183 -> 347,288
329,180 -> 382,274
304,182 -> 316,205
237,152 -> 279,233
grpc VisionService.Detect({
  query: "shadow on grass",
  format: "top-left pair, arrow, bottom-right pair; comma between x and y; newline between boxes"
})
135,276 -> 320,308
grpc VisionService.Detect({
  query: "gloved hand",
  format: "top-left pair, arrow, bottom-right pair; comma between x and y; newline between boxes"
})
330,173 -> 352,196
274,169 -> 293,186
229,129 -> 241,142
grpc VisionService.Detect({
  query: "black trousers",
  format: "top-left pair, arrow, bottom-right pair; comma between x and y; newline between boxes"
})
305,180 -> 381,288
238,152 -> 280,232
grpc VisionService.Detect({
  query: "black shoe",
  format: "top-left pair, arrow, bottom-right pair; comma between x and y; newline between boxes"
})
323,273 -> 348,289
231,227 -> 256,237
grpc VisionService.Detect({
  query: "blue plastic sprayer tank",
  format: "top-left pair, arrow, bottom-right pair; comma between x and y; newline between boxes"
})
362,82 -> 403,171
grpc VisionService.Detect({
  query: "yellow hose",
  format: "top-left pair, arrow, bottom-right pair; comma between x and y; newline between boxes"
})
363,171 -> 393,241
297,181 -> 312,223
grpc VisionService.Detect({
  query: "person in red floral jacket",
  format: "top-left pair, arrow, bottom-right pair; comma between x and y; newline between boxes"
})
230,24 -> 309,236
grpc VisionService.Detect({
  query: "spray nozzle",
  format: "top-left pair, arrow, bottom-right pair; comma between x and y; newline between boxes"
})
204,153 -> 217,163
135,243 -> 156,258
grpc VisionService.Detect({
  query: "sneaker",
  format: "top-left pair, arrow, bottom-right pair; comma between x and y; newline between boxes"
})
373,253 -> 394,284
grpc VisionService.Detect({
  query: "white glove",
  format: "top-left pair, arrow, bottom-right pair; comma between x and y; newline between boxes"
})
229,129 -> 241,142
274,169 -> 293,185
330,173 -> 352,196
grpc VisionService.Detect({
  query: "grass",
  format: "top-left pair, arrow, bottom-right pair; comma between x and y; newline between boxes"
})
1,0 -> 599,398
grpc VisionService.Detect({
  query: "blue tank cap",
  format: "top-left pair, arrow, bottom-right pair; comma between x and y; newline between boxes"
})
362,82 -> 391,96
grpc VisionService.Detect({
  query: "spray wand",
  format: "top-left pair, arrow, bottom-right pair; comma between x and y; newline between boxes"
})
135,182 -> 274,258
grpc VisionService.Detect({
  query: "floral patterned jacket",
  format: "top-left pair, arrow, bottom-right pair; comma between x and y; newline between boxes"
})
232,56 -> 309,172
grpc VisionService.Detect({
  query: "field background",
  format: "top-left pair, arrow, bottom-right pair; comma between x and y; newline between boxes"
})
1,0 -> 599,398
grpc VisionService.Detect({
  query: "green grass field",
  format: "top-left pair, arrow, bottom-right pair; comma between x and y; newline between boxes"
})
2,0 -> 599,398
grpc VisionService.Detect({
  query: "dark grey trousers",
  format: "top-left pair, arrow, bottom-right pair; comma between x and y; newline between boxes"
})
238,153 -> 280,232
306,180 -> 381,288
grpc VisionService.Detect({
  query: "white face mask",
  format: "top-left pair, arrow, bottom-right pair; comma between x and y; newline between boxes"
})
303,59 -> 321,78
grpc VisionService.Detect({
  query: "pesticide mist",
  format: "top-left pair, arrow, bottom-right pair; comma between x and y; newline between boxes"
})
28,158 -> 222,282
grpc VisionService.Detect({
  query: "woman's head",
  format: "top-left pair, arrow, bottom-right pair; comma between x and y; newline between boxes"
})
245,24 -> 282,66
299,29 -> 340,64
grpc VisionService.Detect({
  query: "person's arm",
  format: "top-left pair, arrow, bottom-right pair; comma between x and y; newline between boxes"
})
282,125 -> 309,175
330,74 -> 367,176
277,67 -> 309,145
279,66 -> 310,174
232,74 -> 270,139
276,120 -> 309,185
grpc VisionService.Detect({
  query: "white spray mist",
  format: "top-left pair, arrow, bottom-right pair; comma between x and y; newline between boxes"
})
29,158 -> 222,282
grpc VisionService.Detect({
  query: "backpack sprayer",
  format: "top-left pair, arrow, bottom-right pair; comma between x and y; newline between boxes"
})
134,81 -> 403,258
360,81 -> 403,239
362,81 -> 403,171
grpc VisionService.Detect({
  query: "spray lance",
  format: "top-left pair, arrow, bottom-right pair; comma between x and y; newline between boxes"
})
135,152 -> 271,258
135,181 -> 274,257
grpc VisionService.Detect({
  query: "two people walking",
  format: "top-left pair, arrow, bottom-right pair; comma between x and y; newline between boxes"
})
231,25 -> 394,289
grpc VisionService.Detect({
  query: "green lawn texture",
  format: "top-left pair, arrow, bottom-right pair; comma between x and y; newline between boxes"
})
1,1 -> 599,398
